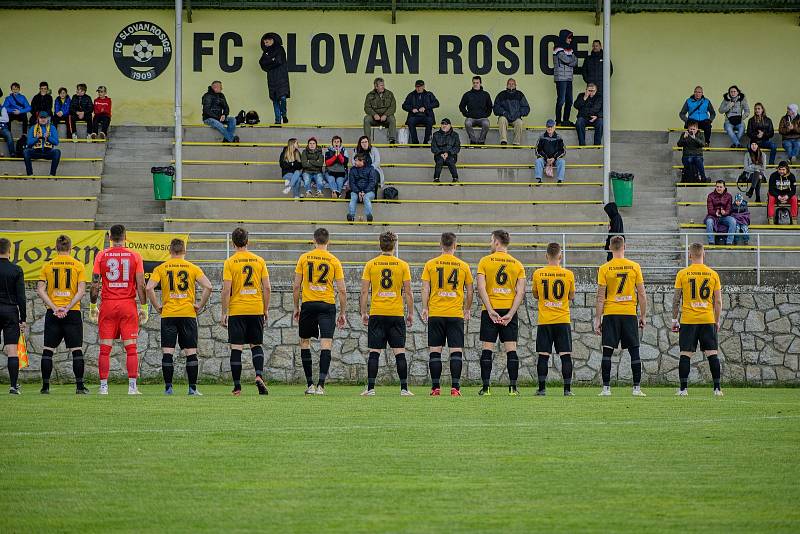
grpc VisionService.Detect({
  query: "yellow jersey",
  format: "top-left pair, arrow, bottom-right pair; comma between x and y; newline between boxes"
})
532,265 -> 575,325
150,258 -> 206,318
421,254 -> 473,318
223,250 -> 269,316
362,254 -> 411,317
39,255 -> 85,311
597,257 -> 644,316
295,249 -> 345,305
477,251 -> 526,310
674,263 -> 721,324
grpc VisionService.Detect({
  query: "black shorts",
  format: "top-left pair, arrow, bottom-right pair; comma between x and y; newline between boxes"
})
43,310 -> 83,349
299,301 -> 336,340
536,323 -> 572,354
161,317 -> 199,350
0,305 -> 20,347
428,316 -> 465,348
368,315 -> 406,349
601,315 -> 640,349
479,309 -> 519,343
679,323 -> 718,353
228,315 -> 265,346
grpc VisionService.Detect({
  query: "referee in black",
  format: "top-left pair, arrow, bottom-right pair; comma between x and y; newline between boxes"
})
0,238 -> 27,394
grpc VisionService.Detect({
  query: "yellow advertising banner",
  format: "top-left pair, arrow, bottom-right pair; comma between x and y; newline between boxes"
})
125,231 -> 189,280
6,230 -> 105,281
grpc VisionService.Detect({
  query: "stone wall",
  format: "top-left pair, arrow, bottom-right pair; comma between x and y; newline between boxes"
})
4,284 -> 800,386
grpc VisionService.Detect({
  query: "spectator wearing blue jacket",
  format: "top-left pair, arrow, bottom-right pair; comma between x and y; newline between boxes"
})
4,82 -> 31,136
23,112 -> 61,176
679,86 -> 716,146
401,80 -> 439,145
52,87 -> 73,139
347,155 -> 378,222
0,90 -> 15,157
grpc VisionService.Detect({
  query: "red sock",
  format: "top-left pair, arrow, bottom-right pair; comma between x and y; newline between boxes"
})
125,344 -> 139,379
98,344 -> 112,379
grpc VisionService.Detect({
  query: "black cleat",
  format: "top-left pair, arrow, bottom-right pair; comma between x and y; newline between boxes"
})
535,389 -> 546,396
255,376 -> 269,395
564,390 -> 575,396
9,387 -> 20,395
40,386 -> 50,394
76,385 -> 91,395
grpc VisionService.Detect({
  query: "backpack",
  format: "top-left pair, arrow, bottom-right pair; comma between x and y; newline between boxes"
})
235,110 -> 246,125
15,136 -> 26,157
775,205 -> 793,225
681,164 -> 701,183
245,110 -> 260,125
382,186 -> 399,200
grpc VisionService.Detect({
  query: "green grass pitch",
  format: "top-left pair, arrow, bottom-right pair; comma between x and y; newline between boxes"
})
1,385 -> 798,533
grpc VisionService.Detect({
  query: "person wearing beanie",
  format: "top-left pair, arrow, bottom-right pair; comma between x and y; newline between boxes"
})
553,29 -> 577,127
430,118 -> 460,183
534,120 -> 566,183
730,193 -> 751,245
23,111 -> 61,176
402,79 -> 439,145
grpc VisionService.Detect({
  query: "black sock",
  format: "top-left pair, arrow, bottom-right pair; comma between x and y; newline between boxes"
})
251,346 -> 264,378
560,354 -> 573,392
679,355 -> 691,390
537,355 -> 549,391
480,349 -> 493,388
300,348 -> 313,386
8,357 -> 19,388
629,347 -> 642,387
186,355 -> 199,389
41,349 -> 54,386
708,355 -> 721,390
319,349 -> 331,387
230,349 -> 242,389
507,351 -> 519,388
367,351 -> 379,390
162,353 -> 174,387
72,350 -> 85,386
450,351 -> 462,389
429,352 -> 442,389
602,347 -> 614,386
395,353 -> 408,390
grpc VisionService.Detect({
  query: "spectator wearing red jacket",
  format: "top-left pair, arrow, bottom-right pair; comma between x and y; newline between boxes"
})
324,136 -> 350,198
704,180 -> 737,245
93,86 -> 112,139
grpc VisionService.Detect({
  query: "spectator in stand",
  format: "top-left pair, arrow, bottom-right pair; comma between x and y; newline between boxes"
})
718,85 -> 749,148
705,180 -> 736,245
201,81 -> 238,144
93,86 -> 112,139
767,161 -> 797,223
431,118 -> 460,183
459,76 -> 493,145
69,83 -> 94,141
324,136 -> 350,198
574,83 -> 603,146
582,40 -> 613,94
30,82 -> 53,122
553,29 -> 578,127
402,80 -> 439,146
279,137 -> 303,198
0,90 -> 15,157
779,104 -> 800,164
677,121 -> 707,182
347,154 -> 378,222
731,193 -> 751,245
679,86 -> 716,146
4,83 -> 31,136
493,78 -> 530,146
301,137 -> 325,197
747,102 -> 777,165
259,32 -> 290,125
363,78 -> 397,144
355,135 -> 385,190
534,119 -> 566,183
52,87 -> 73,140
743,142 -> 767,202
23,112 -> 60,176
603,202 -> 624,261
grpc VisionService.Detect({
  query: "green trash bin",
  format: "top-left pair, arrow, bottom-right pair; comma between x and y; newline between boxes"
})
610,172 -> 634,207
151,166 -> 175,200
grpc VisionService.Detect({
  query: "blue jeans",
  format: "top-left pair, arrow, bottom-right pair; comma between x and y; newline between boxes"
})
24,147 -> 61,176
283,171 -> 302,197
555,80 -> 573,123
575,117 -> 603,146
325,172 -> 346,193
735,223 -> 750,245
349,191 -> 375,217
724,120 -> 745,146
681,155 -> 706,181
303,172 -> 324,192
783,139 -> 800,160
0,127 -> 13,156
706,216 -> 737,245
534,157 -> 566,182
203,117 -> 236,142
756,139 -> 778,165
272,96 -> 287,123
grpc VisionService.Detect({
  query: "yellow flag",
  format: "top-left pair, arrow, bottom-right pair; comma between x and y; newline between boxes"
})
18,333 -> 29,369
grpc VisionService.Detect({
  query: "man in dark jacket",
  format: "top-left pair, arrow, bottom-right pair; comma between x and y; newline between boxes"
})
69,83 -> 94,141
574,83 -> 603,146
347,155 -> 379,222
0,237 -> 27,394
459,76 -> 493,145
402,80 -> 439,145
677,121 -> 706,182
202,81 -> 239,143
603,202 -> 624,260
30,82 -> 53,122
259,32 -> 290,124
581,40 -> 613,94
363,78 -> 397,144
534,120 -> 566,183
493,78 -> 530,146
767,161 -> 798,223
705,181 -> 736,244
431,118 -> 460,183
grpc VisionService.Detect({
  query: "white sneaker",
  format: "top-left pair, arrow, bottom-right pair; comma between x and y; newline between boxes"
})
304,385 -> 317,395
598,387 -> 611,397
282,186 -> 291,195
360,389 -> 376,397
632,387 -> 647,397
315,385 -> 325,395
713,389 -> 724,397
284,178 -> 290,186
400,389 -> 415,397
99,384 -> 108,395
128,386 -> 142,395
675,389 -> 688,396
71,133 -> 78,143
